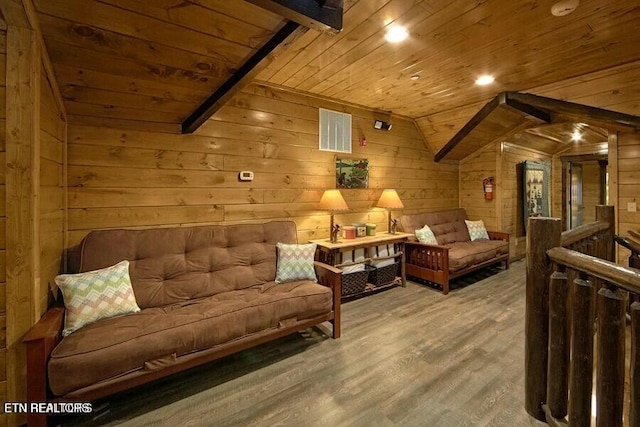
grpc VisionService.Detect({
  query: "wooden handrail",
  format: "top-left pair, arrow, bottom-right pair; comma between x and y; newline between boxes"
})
560,220 -> 609,247
547,247 -> 640,294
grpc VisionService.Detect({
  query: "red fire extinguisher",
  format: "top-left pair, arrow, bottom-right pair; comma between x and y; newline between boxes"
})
483,177 -> 494,201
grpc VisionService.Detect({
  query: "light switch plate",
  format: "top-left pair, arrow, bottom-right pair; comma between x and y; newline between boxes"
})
628,202 -> 637,212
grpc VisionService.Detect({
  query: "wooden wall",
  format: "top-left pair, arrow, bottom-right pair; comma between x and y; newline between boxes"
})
38,69 -> 65,316
459,143 -> 497,230
580,160 -> 600,225
459,141 -> 552,260
0,26 -> 7,427
500,144 -> 552,259
67,83 -> 459,245
616,131 -> 640,264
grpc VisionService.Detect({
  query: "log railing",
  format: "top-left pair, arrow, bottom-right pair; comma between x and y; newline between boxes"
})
525,205 -> 640,426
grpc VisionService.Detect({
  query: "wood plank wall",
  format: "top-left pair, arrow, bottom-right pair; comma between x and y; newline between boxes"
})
459,142 -> 497,230
580,160 -> 600,225
458,141 -> 552,260
617,131 -> 640,264
38,68 -> 65,316
500,144 -> 551,260
0,27 -> 7,427
66,83 -> 459,245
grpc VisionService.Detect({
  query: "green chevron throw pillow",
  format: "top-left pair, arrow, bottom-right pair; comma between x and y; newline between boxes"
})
465,219 -> 490,241
415,225 -> 438,245
275,243 -> 317,284
55,260 -> 140,336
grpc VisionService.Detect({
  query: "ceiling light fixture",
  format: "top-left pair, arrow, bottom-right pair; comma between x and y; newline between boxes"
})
410,74 -> 420,81
571,130 -> 582,141
475,75 -> 495,86
385,25 -> 408,43
551,0 -> 580,16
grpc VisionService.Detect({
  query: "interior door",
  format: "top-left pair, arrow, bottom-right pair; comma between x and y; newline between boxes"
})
570,163 -> 584,228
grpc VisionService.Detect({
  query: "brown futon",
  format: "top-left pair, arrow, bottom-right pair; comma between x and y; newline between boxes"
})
399,208 -> 509,294
24,221 -> 341,426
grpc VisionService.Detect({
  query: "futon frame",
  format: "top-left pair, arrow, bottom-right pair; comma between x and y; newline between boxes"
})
405,231 -> 510,295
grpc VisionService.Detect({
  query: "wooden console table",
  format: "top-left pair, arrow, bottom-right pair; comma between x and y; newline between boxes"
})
308,232 -> 413,292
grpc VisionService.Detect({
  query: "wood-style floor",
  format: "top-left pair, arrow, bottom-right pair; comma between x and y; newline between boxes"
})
56,260 -> 546,427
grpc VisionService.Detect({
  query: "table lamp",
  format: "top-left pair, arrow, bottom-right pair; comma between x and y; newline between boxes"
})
319,189 -> 349,243
377,189 -> 404,234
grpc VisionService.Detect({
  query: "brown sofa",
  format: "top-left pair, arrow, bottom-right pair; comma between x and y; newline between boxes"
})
24,221 -> 341,426
398,208 -> 509,295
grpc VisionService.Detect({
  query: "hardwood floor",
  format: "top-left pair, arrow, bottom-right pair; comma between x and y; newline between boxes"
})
55,260 -> 546,426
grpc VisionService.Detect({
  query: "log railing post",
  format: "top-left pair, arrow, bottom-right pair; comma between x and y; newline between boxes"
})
631,302 -> 640,427
568,274 -> 595,426
596,205 -> 615,262
525,217 -> 562,420
547,266 -> 569,419
596,287 -> 627,427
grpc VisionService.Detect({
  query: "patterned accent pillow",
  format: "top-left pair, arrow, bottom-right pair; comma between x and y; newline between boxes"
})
415,225 -> 438,245
55,260 -> 140,336
275,243 -> 318,284
465,219 -> 490,241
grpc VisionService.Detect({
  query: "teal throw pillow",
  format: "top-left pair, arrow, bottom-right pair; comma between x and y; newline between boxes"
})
465,219 -> 490,241
415,225 -> 438,245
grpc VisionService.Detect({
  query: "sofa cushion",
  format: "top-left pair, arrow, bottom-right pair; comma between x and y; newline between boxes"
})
415,225 -> 438,245
275,243 -> 317,283
48,280 -> 332,396
447,240 -> 509,272
398,208 -> 470,245
76,222 -> 298,309
55,260 -> 140,336
465,219 -> 489,241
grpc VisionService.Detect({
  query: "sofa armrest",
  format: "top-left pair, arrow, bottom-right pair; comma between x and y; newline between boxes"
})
23,307 -> 65,405
405,242 -> 449,272
314,261 -> 341,289
488,231 -> 510,242
405,241 -> 449,252
314,261 -> 341,338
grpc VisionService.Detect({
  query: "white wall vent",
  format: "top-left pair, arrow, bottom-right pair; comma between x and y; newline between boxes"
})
319,108 -> 352,153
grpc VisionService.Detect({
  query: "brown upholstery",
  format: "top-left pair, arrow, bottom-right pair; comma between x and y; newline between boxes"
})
399,208 -> 510,294
49,280 -> 331,396
446,240 -> 509,272
78,222 -> 297,309
398,208 -> 470,244
48,221 -> 334,397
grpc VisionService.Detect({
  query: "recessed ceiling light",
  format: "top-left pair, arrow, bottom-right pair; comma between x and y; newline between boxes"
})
571,130 -> 582,141
551,0 -> 579,16
475,75 -> 495,85
385,26 -> 408,43
410,74 -> 420,80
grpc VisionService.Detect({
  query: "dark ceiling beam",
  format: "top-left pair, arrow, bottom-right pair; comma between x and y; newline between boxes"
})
509,92 -> 640,129
181,21 -> 303,134
246,0 -> 343,33
504,95 -> 551,124
434,90 -> 640,162
433,95 -> 502,163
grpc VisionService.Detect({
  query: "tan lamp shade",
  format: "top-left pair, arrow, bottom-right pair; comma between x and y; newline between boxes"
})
376,189 -> 404,209
319,189 -> 349,211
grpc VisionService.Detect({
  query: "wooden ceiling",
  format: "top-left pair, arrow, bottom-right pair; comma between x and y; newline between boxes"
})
260,0 -> 640,118
433,91 -> 640,161
33,0 -> 289,129
33,0 -> 640,157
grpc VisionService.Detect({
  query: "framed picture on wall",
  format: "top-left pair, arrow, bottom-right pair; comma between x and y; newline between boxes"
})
522,160 -> 551,232
336,158 -> 369,189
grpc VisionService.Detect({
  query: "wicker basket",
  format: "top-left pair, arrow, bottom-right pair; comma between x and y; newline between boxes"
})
341,265 -> 374,296
369,262 -> 400,287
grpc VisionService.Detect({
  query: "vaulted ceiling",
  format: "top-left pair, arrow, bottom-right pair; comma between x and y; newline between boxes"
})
33,0 -> 640,158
